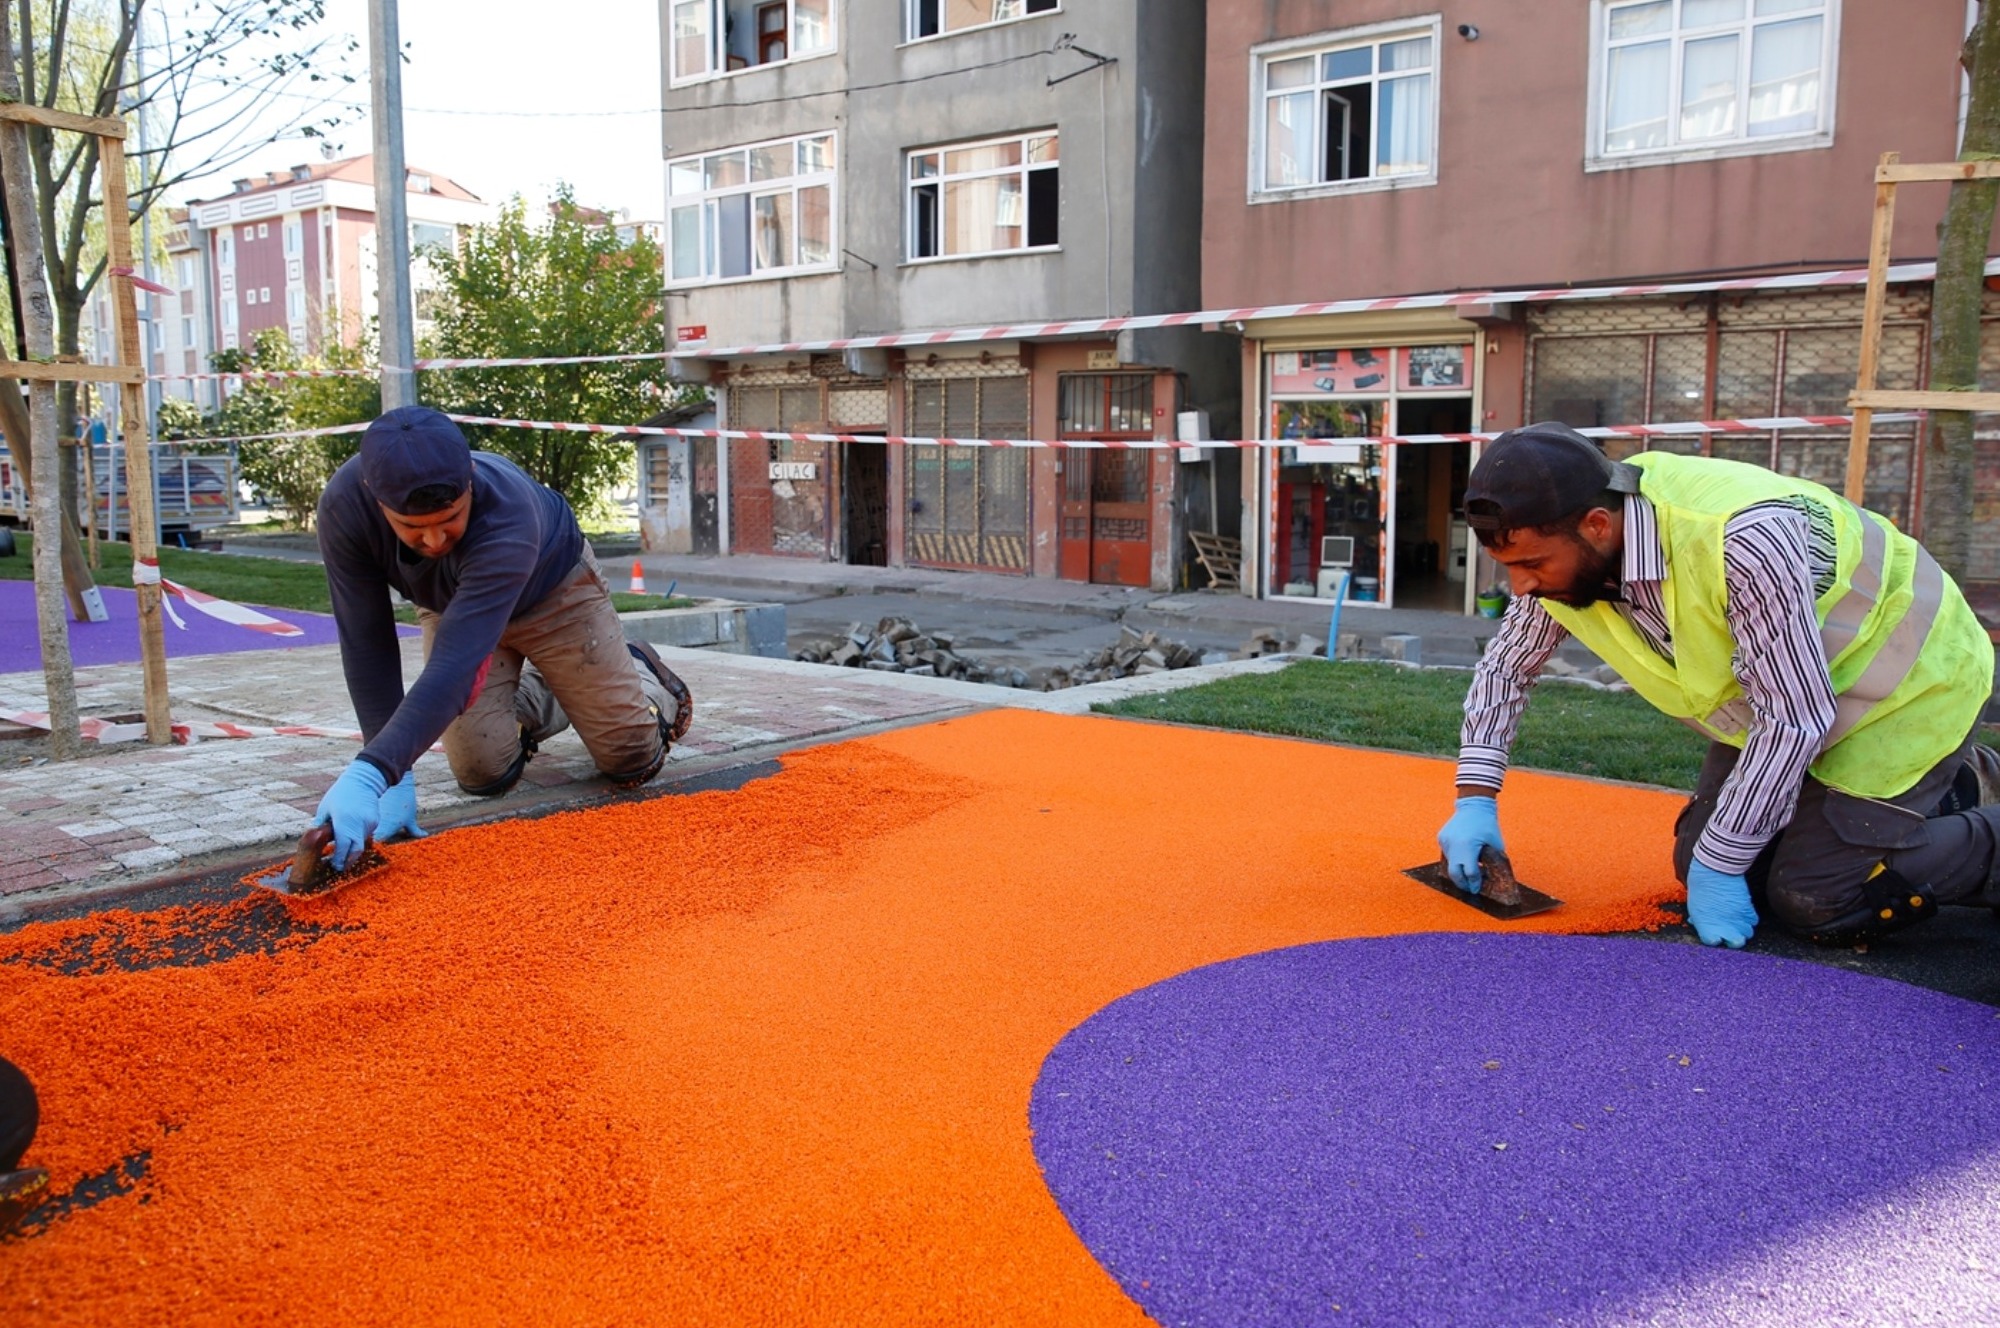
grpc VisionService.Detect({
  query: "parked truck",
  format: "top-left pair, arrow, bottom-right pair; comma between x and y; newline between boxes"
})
0,436 -> 239,544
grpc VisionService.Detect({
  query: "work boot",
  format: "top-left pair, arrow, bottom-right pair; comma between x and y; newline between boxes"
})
627,641 -> 693,745
0,1167 -> 49,1236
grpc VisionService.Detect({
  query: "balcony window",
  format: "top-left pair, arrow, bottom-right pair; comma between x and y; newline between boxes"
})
671,0 -> 834,83
908,131 -> 1058,261
907,0 -> 1057,41
668,132 -> 837,285
1595,0 -> 1834,164
1255,23 -> 1438,197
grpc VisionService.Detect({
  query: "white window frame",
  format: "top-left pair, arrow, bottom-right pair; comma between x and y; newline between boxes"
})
1586,0 -> 1839,172
902,0 -> 1058,45
1248,16 -> 1443,205
666,131 -> 839,288
906,129 -> 1060,264
668,0 -> 838,86
284,219 -> 302,257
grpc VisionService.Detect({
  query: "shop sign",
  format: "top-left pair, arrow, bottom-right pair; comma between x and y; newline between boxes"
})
1086,349 -> 1119,370
769,461 -> 818,481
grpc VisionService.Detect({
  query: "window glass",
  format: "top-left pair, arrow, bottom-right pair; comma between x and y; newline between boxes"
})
1269,56 -> 1315,89
1682,0 -> 1745,27
705,152 -> 746,189
750,143 -> 793,182
1599,0 -> 1828,157
1257,27 -> 1435,193
799,135 -> 835,173
794,0 -> 832,53
1608,0 -> 1671,39
753,193 -> 794,269
1678,34 -> 1741,141
797,185 -> 831,265
1604,41 -> 1671,151
1747,16 -> 1822,136
670,133 -> 839,284
908,131 -> 1057,258
912,0 -> 1055,41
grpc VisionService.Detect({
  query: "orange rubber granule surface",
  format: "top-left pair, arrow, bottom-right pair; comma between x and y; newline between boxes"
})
0,709 -> 1683,1325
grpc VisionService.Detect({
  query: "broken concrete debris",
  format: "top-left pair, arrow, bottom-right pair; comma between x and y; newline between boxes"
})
796,618 -> 1247,691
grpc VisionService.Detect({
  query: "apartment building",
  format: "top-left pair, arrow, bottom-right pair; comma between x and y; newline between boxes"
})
185,156 -> 489,361
1206,0 -> 1996,613
656,0 -> 1232,589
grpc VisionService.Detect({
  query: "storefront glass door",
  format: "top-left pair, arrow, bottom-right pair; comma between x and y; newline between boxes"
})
1270,398 -> 1391,604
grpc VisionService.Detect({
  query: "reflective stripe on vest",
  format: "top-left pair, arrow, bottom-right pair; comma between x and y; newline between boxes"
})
1821,541 -> 1946,749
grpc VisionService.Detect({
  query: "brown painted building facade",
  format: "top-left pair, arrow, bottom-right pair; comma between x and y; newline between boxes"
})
1204,1 -> 1999,611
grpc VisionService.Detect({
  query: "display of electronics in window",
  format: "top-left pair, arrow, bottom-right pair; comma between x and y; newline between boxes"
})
667,132 -> 838,286
907,131 -> 1058,262
670,0 -> 834,83
1599,0 -> 1831,157
906,0 -> 1057,42
1268,346 -> 1468,403
1258,25 -> 1437,193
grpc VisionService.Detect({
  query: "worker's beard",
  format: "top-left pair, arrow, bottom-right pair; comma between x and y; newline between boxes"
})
1536,535 -> 1621,608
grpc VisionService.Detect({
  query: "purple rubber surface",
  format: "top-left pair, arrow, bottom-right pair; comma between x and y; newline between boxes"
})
0,579 -> 406,673
1031,934 -> 2000,1327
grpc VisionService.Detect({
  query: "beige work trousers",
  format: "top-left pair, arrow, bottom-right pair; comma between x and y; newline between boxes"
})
417,545 -> 670,792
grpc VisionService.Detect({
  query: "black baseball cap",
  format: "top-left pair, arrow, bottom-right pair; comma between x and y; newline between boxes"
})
1463,421 -> 1641,533
360,406 -> 473,514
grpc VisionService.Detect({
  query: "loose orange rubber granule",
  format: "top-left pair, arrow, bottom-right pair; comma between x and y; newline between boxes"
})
0,710 -> 1682,1325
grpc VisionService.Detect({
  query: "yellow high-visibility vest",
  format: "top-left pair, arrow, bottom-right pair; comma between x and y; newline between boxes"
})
1537,453 -> 1992,798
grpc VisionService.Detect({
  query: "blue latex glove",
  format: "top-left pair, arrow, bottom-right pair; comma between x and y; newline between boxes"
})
312,759 -> 389,871
1685,861 -> 1757,949
1438,796 -> 1505,894
375,770 -> 426,845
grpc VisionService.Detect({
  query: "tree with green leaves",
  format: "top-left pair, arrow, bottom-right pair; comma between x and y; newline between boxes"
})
422,191 -> 690,514
0,0 -> 360,444
160,326 -> 376,528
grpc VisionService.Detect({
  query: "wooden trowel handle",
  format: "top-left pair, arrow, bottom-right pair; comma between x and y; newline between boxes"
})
290,824 -> 335,892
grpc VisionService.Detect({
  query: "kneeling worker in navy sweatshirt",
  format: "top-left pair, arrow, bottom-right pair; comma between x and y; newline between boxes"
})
313,407 -> 692,868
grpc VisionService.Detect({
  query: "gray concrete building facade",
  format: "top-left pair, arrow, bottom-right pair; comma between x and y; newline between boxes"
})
656,0 -> 1238,589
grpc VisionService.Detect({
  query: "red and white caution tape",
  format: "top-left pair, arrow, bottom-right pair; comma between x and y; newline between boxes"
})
412,350 -> 675,370
668,259 -> 2000,359
133,557 -> 306,638
440,412 -> 1918,451
149,367 -> 378,382
0,708 -> 362,746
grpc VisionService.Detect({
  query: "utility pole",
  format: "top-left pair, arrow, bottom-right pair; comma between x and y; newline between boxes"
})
134,16 -> 161,430
368,0 -> 416,409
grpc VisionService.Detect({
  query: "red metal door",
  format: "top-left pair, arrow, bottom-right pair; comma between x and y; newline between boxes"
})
1056,373 -> 1155,586
1089,451 -> 1151,587
1058,454 -> 1091,581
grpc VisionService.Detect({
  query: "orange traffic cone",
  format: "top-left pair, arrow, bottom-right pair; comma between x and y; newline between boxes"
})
630,560 -> 646,594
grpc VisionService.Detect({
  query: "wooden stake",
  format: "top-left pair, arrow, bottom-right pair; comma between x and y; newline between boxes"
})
1844,151 -> 1900,505
100,136 -> 171,744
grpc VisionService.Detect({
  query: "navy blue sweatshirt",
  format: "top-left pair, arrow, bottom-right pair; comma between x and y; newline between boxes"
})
318,451 -> 584,781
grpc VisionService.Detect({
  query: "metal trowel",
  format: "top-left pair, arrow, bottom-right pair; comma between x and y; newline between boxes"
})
251,824 -> 389,898
1403,846 -> 1562,920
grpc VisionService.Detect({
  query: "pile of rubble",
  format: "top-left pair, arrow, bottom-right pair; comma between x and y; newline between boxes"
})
794,618 -> 1224,691
1041,626 -> 1223,690
794,618 -> 1035,688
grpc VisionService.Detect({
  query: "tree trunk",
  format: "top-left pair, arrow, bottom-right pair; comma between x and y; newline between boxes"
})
0,4 -> 80,758
1923,0 -> 2000,587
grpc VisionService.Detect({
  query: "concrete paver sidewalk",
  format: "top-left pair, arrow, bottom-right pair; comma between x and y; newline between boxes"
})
0,637 -> 1291,919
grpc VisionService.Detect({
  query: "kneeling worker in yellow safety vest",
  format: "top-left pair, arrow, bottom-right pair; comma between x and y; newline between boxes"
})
1439,422 -> 2000,949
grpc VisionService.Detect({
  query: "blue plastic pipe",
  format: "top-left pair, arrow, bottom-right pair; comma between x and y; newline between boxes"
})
1325,570 -> 1353,659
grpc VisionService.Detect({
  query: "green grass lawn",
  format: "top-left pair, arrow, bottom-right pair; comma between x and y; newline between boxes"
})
0,532 -> 691,616
1096,658 -> 1713,790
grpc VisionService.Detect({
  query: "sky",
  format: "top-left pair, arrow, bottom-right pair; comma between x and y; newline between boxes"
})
165,0 -> 667,221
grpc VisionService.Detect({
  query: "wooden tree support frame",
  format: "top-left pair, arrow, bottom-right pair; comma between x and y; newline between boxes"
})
1844,151 -> 2000,504
0,100 -> 171,744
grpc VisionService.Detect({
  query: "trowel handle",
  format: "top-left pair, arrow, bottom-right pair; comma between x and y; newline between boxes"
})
289,824 -> 335,892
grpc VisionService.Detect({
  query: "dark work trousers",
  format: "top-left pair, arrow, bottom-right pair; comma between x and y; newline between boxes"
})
0,1055 -> 35,1171
1674,730 -> 2000,934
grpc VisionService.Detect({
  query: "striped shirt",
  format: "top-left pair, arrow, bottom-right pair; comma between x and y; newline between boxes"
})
1459,493 -> 1838,874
